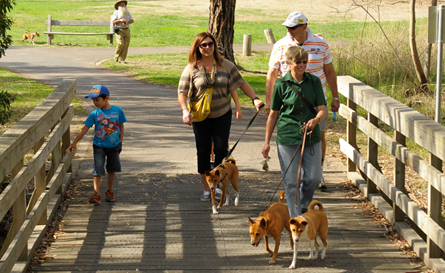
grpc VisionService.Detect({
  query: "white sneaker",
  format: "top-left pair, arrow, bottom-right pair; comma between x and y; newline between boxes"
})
200,190 -> 210,201
215,188 -> 222,200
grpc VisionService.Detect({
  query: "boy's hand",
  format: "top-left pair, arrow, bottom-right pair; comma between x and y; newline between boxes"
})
66,144 -> 76,153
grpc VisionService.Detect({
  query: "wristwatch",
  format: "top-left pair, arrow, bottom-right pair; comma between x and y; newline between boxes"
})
332,97 -> 340,101
181,106 -> 187,112
251,96 -> 259,105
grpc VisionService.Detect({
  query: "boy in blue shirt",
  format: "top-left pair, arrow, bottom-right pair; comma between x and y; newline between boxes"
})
66,84 -> 127,204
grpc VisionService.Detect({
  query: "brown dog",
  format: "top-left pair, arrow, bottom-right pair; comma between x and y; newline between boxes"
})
204,157 -> 239,214
22,31 -> 40,44
248,191 -> 293,265
288,200 -> 328,269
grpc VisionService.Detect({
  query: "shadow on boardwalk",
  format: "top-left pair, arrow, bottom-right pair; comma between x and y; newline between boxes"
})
30,159 -> 420,272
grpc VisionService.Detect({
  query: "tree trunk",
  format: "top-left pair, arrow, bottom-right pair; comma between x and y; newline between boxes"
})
409,0 -> 428,90
208,0 -> 236,63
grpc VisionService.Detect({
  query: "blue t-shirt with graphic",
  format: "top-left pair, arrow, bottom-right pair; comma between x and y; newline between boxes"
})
84,105 -> 127,148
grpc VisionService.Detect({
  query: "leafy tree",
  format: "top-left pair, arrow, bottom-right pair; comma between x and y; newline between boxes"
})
0,0 -> 16,58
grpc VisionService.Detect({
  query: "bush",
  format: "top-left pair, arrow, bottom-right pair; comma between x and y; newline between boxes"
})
0,90 -> 14,125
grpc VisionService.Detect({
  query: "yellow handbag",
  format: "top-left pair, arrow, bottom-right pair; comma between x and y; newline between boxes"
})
187,85 -> 212,122
187,66 -> 214,122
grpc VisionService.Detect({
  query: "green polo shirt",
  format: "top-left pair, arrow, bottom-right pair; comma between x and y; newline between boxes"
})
271,71 -> 326,145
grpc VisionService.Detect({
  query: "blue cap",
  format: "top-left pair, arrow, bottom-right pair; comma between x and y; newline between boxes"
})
85,84 -> 110,98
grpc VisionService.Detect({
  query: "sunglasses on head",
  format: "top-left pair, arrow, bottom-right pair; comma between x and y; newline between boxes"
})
199,41 -> 215,49
286,24 -> 303,30
295,60 -> 308,65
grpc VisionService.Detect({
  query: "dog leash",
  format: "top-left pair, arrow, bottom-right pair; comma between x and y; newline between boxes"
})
12,21 -> 31,32
263,125 -> 310,210
222,103 -> 264,166
295,126 -> 308,206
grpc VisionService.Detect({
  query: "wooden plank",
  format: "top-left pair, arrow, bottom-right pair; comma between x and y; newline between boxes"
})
340,139 -> 445,252
0,107 -> 73,220
0,79 -> 76,180
45,20 -> 110,26
339,104 -> 445,195
0,191 -> 50,273
338,75 -> 445,162
43,32 -> 114,35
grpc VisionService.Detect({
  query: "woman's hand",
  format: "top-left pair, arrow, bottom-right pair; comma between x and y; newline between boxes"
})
182,109 -> 192,126
234,106 -> 243,120
253,98 -> 264,112
305,117 -> 320,131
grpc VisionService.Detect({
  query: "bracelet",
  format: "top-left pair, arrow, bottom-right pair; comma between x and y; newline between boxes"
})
332,97 -> 340,101
181,106 -> 187,112
251,96 -> 259,105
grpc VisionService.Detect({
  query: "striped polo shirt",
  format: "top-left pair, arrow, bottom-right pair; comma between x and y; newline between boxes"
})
268,27 -> 333,99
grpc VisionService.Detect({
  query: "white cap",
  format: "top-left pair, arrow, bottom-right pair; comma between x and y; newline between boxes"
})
282,11 -> 308,27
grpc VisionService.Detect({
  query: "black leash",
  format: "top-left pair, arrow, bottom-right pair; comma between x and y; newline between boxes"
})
222,104 -> 264,165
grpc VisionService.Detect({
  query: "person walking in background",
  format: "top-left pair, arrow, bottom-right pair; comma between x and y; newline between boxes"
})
111,0 -> 134,64
66,85 -> 127,204
178,32 -> 263,202
262,46 -> 326,218
265,11 -> 340,190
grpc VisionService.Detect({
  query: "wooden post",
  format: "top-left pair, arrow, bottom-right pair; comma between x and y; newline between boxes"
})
47,15 -> 52,45
367,113 -> 378,197
0,160 -> 27,260
428,154 -> 443,259
347,99 -> 357,173
264,28 -> 275,44
243,34 -> 252,56
393,131 -> 406,223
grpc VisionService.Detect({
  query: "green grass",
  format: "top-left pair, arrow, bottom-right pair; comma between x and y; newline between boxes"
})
0,67 -> 53,133
8,0 -> 423,47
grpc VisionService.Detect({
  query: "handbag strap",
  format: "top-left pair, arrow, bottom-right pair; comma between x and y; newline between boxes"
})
284,80 -> 317,117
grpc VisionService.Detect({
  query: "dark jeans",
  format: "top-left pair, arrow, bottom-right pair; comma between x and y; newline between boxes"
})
193,110 -> 232,174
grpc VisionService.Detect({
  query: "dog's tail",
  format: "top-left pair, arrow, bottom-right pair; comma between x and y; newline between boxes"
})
225,157 -> 236,165
278,191 -> 285,203
308,200 -> 324,211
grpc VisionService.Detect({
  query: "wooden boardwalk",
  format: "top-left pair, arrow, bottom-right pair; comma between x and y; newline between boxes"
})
29,155 -> 425,273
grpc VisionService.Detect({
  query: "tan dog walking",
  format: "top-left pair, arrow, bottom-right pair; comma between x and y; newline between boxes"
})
249,191 -> 293,265
205,157 -> 239,214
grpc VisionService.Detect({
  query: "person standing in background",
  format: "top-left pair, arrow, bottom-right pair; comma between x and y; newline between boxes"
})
111,0 -> 134,64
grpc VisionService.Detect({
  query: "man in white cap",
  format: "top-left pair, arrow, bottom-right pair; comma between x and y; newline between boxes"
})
265,11 -> 340,190
111,0 -> 134,63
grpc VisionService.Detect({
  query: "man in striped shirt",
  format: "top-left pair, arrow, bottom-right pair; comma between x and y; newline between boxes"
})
265,11 -> 340,190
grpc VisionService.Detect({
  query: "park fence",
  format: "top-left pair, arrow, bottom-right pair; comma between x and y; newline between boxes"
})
338,75 -> 445,272
0,79 -> 76,273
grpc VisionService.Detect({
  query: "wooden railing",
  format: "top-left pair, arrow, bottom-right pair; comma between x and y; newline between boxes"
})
338,75 -> 445,272
0,79 -> 76,273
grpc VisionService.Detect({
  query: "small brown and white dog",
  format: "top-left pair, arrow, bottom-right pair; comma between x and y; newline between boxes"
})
204,157 -> 239,214
248,191 -> 293,265
288,200 -> 328,269
22,31 -> 40,44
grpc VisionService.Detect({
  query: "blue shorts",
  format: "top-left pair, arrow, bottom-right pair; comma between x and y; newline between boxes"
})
92,143 -> 122,176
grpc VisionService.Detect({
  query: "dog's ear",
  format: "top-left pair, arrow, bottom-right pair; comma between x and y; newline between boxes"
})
260,218 -> 267,228
301,220 -> 308,226
248,217 -> 255,224
205,170 -> 210,175
215,169 -> 220,176
289,218 -> 297,225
